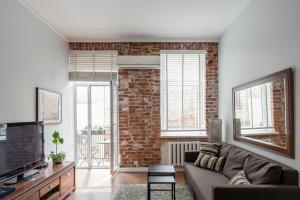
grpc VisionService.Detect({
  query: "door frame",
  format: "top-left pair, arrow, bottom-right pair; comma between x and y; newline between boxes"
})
110,80 -> 120,175
74,81 -> 115,169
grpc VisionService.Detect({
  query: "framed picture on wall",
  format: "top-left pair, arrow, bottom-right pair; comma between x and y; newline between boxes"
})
36,88 -> 62,124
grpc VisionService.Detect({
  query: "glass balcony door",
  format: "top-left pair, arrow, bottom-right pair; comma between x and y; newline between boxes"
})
75,83 -> 111,168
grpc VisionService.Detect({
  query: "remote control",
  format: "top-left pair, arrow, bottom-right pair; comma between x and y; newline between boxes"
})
0,187 -> 15,198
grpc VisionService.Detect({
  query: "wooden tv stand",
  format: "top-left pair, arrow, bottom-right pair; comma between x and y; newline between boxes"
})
1,161 -> 75,200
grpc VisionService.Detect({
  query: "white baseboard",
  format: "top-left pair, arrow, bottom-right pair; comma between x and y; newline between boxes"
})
118,167 -> 184,173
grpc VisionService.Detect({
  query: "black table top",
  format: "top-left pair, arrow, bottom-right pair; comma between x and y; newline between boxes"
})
148,176 -> 176,183
148,165 -> 175,173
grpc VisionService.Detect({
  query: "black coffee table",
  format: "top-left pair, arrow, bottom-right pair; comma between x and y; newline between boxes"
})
147,165 -> 176,200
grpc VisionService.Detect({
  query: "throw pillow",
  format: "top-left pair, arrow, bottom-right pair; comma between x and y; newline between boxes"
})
229,171 -> 251,185
194,153 -> 225,172
200,142 -> 221,157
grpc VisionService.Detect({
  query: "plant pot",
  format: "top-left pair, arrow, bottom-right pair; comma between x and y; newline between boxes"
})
52,159 -> 63,165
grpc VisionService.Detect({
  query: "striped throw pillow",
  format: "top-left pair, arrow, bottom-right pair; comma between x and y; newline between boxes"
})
194,153 -> 225,172
200,142 -> 221,156
229,171 -> 251,185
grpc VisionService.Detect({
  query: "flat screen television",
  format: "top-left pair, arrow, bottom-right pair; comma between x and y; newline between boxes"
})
0,121 -> 45,185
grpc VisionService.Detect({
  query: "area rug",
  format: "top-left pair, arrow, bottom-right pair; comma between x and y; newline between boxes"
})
113,184 -> 193,200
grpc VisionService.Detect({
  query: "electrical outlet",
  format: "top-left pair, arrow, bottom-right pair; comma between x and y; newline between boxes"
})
133,161 -> 138,166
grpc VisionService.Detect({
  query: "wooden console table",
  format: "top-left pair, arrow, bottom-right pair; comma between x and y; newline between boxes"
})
1,161 -> 75,200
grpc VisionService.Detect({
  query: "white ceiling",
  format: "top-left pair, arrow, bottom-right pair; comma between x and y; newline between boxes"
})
20,0 -> 251,42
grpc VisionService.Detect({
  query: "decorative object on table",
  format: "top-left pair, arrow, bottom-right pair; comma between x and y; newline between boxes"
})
36,87 -> 62,124
207,119 -> 222,143
114,184 -> 193,200
48,131 -> 66,165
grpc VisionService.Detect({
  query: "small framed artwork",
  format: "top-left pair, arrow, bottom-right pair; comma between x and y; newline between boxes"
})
36,88 -> 62,124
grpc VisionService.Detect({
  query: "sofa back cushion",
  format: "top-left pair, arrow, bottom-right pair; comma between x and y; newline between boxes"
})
244,155 -> 282,184
222,147 -> 250,178
218,143 -> 232,158
212,143 -> 298,185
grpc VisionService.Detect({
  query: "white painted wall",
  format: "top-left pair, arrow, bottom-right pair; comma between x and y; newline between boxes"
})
0,0 -> 74,160
219,0 -> 300,174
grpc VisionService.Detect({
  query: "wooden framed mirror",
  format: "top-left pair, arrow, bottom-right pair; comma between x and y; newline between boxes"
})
232,68 -> 294,158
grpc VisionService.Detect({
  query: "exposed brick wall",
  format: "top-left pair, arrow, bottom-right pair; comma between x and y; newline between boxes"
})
70,42 -> 218,167
118,69 -> 161,167
272,79 -> 286,135
272,79 -> 286,146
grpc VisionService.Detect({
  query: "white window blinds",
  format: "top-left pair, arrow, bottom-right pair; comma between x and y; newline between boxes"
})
69,51 -> 118,81
160,50 -> 206,132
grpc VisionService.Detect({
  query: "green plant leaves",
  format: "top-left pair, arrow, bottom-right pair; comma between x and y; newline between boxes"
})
52,131 -> 64,144
51,130 -> 66,160
52,131 -> 59,139
52,138 -> 58,144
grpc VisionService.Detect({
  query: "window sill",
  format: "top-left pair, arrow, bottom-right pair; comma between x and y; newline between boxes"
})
160,131 -> 207,138
241,128 -> 276,136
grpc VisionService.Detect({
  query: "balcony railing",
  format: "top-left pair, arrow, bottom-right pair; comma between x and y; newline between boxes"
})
76,130 -> 110,168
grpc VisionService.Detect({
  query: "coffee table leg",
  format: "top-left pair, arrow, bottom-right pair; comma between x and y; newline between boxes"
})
147,183 -> 150,200
173,172 -> 176,200
174,183 -> 176,200
171,183 -> 173,199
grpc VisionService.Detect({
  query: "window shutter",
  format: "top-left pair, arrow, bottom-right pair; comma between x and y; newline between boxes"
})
160,50 -> 206,131
69,51 -> 118,81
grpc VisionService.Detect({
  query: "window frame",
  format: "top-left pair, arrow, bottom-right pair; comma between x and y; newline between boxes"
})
160,50 -> 207,137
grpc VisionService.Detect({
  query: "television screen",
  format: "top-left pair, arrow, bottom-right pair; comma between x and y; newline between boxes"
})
0,122 -> 44,178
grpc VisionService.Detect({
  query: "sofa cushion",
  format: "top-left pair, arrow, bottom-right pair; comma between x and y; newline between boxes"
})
218,143 -> 232,158
229,170 -> 251,185
244,155 -> 282,184
184,162 -> 229,200
194,153 -> 225,172
222,147 -> 250,178
200,142 -> 221,156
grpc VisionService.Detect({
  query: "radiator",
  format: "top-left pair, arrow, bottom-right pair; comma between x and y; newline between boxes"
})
168,141 -> 201,166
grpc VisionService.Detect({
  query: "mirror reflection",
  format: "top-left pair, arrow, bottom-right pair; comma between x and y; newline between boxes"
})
234,79 -> 287,148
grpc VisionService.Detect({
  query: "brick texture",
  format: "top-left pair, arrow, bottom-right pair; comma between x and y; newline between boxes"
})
118,69 -> 161,167
272,80 -> 286,135
69,42 -> 218,167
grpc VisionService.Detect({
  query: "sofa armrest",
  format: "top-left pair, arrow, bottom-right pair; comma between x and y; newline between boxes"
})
184,151 -> 200,162
213,185 -> 300,200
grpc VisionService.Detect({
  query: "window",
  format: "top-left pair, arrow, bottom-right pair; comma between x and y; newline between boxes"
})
160,51 -> 206,137
235,83 -> 273,131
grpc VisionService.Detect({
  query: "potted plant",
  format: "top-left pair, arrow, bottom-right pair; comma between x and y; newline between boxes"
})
48,131 -> 66,165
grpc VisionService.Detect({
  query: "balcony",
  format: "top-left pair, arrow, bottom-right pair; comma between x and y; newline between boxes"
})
76,130 -> 110,168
